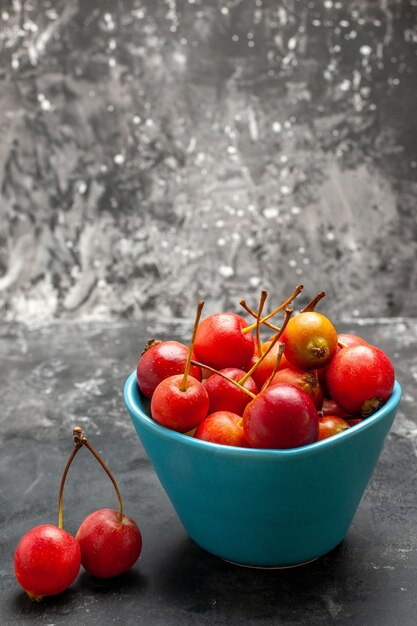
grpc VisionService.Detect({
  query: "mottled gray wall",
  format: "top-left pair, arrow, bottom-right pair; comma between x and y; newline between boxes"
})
0,0 -> 416,321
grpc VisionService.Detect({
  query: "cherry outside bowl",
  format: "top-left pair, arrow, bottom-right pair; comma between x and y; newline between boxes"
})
124,371 -> 401,568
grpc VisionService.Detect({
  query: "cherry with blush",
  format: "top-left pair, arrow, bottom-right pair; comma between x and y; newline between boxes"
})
14,436 -> 83,601
14,525 -> 81,602
194,312 -> 255,370
320,397 -> 351,419
203,367 -> 258,415
74,427 -> 142,578
318,416 -> 350,441
243,384 -> 319,449
326,345 -> 395,417
280,311 -> 338,371
268,366 -> 323,409
194,411 -> 250,447
137,340 -> 201,399
151,301 -> 209,432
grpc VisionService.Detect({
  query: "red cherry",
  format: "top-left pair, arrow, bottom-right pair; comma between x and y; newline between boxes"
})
347,418 -> 363,426
337,333 -> 369,348
280,312 -> 338,370
194,411 -> 250,447
268,366 -> 323,409
151,374 -> 209,432
137,340 -> 202,398
317,333 -> 369,396
326,345 -> 395,417
317,416 -> 350,441
194,312 -> 255,370
69,428 -> 143,579
204,368 -> 258,416
243,384 -> 319,449
76,509 -> 142,578
245,342 -> 291,389
14,524 -> 81,601
151,301 -> 210,432
321,397 -> 351,418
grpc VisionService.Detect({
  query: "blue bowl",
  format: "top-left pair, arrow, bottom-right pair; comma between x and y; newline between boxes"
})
124,372 -> 401,567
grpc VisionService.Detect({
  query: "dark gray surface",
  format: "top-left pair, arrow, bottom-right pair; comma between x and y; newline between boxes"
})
1,318 -> 416,625
0,1 -> 417,320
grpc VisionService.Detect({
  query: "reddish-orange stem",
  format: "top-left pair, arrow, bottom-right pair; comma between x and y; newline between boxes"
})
301,291 -> 326,312
239,307 -> 293,385
242,284 -> 303,334
256,290 -> 268,357
190,360 -> 256,399
180,300 -> 205,392
261,343 -> 285,391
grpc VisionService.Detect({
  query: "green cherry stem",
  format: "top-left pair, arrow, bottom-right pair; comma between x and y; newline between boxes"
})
180,300 -> 205,392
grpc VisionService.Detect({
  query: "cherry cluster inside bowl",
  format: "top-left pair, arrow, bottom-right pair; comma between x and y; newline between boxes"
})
137,286 -> 395,449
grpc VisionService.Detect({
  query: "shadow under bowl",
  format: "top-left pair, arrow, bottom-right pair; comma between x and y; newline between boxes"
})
124,372 -> 401,567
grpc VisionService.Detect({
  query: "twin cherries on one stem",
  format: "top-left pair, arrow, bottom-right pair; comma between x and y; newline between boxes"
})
14,427 -> 142,602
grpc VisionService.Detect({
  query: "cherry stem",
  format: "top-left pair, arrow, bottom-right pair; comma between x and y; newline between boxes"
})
180,300 -> 205,392
256,290 -> 268,357
58,438 -> 82,530
338,340 -> 348,348
239,307 -> 293,385
240,300 -> 280,331
242,284 -> 303,334
73,426 -> 124,523
301,291 -> 326,312
190,360 -> 256,399
261,343 -> 285,391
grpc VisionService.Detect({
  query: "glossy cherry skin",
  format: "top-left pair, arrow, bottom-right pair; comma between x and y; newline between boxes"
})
194,411 -> 250,447
151,374 -> 209,432
347,418 -> 363,426
268,366 -> 323,409
243,384 -> 319,449
137,340 -> 202,399
245,341 -> 290,389
76,509 -> 142,578
280,312 -> 338,370
337,333 -> 369,348
14,524 -> 81,601
317,333 -> 369,396
321,397 -> 351,419
318,416 -> 350,441
194,313 -> 255,370
204,368 -> 258,416
326,345 -> 395,417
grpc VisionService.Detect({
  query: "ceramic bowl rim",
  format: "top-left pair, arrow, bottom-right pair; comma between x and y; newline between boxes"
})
124,371 -> 401,459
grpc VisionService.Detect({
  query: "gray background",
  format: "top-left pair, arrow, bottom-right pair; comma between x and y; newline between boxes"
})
2,3 -> 417,623
0,0 -> 416,322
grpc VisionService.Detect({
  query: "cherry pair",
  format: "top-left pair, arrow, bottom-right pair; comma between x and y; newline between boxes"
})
14,428 -> 142,601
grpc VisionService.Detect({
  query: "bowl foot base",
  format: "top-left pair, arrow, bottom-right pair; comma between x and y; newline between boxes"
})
223,556 -> 320,570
